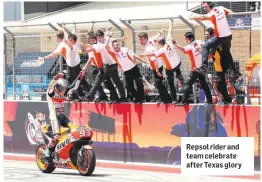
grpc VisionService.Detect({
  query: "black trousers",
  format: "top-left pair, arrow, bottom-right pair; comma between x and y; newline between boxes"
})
165,63 -> 183,101
87,63 -> 126,101
92,66 -> 108,99
202,35 -> 236,72
67,64 -> 90,96
215,72 -> 232,102
124,65 -> 145,102
153,66 -> 172,102
182,71 -> 212,103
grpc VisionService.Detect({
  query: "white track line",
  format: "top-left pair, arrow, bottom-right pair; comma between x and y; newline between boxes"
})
4,153 -> 261,175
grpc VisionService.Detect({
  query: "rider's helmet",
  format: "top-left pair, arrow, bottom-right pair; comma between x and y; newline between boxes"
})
54,78 -> 68,96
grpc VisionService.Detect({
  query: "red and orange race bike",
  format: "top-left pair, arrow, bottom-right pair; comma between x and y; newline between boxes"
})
36,122 -> 96,176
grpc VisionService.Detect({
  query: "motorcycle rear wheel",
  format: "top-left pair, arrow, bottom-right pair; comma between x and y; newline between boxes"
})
77,148 -> 96,176
36,144 -> 56,173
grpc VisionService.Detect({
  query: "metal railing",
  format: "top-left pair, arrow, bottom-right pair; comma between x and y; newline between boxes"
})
3,11 -> 261,104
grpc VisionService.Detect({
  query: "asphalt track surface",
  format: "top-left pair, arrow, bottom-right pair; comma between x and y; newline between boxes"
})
4,160 -> 260,182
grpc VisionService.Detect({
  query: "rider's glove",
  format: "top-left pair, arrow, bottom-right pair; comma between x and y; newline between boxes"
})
54,72 -> 64,80
78,71 -> 86,80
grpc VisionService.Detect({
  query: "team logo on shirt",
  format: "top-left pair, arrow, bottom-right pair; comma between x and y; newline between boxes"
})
213,8 -> 225,20
193,42 -> 201,56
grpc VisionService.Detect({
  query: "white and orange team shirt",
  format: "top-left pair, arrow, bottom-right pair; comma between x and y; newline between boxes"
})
88,51 -> 103,69
143,38 -> 163,71
92,44 -> 117,65
55,41 -> 81,67
153,41 -> 180,70
184,40 -> 203,70
98,36 -> 116,50
207,6 -> 232,38
114,47 -> 136,72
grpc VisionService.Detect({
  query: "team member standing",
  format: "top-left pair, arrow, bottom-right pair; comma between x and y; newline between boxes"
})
83,36 -> 127,103
138,32 -> 172,103
38,26 -> 90,101
174,32 -> 213,106
190,1 -> 241,78
84,32 -> 109,102
96,28 -> 125,46
205,27 -> 232,105
141,36 -> 184,103
112,40 -> 147,104
39,30 -> 65,60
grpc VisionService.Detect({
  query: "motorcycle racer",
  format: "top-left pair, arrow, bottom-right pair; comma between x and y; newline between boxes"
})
43,71 -> 85,161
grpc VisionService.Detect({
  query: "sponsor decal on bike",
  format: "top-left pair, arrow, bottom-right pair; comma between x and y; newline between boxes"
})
56,138 -> 71,150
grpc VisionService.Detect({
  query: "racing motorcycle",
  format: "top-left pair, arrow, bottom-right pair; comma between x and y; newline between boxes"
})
36,122 -> 96,176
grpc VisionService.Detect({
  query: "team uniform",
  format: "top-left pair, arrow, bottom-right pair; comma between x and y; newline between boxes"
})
180,40 -> 212,104
86,43 -> 126,102
143,37 -> 172,103
55,41 -> 90,99
153,41 -> 184,102
209,40 -> 232,103
201,6 -> 238,74
114,47 -> 145,103
88,51 -> 108,102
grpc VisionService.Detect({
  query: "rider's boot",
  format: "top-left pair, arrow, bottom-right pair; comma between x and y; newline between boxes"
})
42,134 -> 60,163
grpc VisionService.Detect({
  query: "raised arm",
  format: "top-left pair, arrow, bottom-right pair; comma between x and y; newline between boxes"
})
224,7 -> 234,15
84,44 -> 96,53
62,24 -> 69,42
47,79 -> 57,94
47,73 -> 65,93
172,39 -> 186,53
115,36 -> 126,42
134,54 -> 148,64
152,28 -> 166,41
88,22 -> 95,33
40,51 -> 60,62
140,53 -> 155,57
166,20 -> 173,41
175,44 -> 186,53
105,27 -> 113,36
189,13 -> 210,21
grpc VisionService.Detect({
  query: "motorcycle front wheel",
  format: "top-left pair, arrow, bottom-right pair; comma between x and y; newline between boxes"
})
76,147 -> 96,176
36,144 -> 56,173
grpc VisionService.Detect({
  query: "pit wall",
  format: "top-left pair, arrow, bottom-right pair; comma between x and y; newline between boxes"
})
4,101 -> 260,170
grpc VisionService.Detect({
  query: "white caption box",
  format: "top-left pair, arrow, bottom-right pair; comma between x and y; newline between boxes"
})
181,137 -> 254,176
